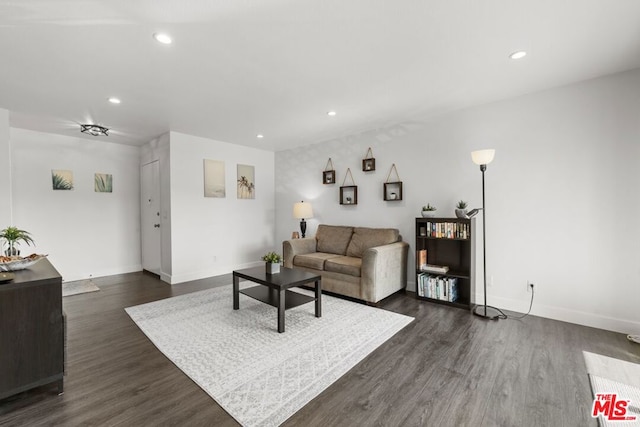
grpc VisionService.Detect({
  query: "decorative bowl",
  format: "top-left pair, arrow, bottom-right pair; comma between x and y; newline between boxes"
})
0,255 -> 47,272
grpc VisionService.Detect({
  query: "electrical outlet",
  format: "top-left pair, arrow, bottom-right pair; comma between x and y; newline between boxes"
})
488,275 -> 494,287
527,281 -> 534,293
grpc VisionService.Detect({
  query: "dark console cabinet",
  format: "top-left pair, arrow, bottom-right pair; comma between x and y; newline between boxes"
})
0,259 -> 64,400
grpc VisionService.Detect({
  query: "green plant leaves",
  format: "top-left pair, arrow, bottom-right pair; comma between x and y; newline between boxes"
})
0,226 -> 35,253
52,173 -> 73,190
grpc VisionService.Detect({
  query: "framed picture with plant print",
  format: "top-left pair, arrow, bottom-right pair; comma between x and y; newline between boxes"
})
95,173 -> 113,193
52,169 -> 74,190
237,164 -> 255,199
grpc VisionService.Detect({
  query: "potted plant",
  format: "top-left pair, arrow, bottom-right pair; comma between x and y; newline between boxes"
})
421,204 -> 437,218
0,226 -> 35,256
455,200 -> 468,218
262,251 -> 282,274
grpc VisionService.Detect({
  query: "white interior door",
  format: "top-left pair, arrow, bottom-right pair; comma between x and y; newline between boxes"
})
141,160 -> 161,275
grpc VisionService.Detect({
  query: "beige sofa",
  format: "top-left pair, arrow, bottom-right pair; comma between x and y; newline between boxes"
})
283,224 -> 409,304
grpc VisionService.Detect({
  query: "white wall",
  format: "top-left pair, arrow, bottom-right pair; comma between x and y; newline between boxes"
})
0,109 -> 11,227
167,131 -> 275,284
10,128 -> 142,281
275,68 -> 640,334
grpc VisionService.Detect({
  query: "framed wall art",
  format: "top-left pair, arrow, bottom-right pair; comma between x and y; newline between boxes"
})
52,169 -> 74,190
203,159 -> 226,198
95,173 -> 113,193
237,164 -> 255,199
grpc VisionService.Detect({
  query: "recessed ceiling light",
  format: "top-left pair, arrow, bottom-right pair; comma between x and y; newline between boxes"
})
327,111 -> 337,116
509,51 -> 527,60
256,134 -> 264,139
108,97 -> 121,104
153,33 -> 172,44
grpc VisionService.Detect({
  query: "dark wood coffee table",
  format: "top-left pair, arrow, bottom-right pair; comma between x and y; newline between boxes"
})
233,266 -> 321,333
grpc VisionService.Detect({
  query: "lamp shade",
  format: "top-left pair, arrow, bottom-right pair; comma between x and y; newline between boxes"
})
471,149 -> 495,165
293,201 -> 313,219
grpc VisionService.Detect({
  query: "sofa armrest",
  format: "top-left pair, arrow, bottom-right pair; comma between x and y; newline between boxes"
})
283,238 -> 317,268
361,241 -> 409,303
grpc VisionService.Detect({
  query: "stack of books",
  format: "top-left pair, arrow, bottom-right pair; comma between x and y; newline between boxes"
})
417,273 -> 458,302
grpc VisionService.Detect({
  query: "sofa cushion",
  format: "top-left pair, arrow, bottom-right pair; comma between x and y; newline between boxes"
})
316,225 -> 354,255
293,252 -> 341,270
324,256 -> 362,277
346,227 -> 400,258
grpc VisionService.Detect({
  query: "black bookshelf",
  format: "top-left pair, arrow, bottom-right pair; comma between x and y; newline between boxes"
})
415,217 -> 476,310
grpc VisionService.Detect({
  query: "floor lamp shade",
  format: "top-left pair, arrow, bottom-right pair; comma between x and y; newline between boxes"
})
293,201 -> 313,238
471,149 -> 495,166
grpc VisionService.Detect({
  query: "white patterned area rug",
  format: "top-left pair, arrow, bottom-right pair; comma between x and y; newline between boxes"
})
125,285 -> 413,427
583,351 -> 640,426
62,280 -> 100,297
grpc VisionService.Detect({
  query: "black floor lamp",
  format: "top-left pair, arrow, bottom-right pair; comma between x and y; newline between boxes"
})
471,149 -> 503,320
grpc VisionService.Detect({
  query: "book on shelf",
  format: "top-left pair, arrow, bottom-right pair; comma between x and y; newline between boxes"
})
421,221 -> 470,239
420,264 -> 449,274
417,273 -> 458,302
416,249 -> 427,269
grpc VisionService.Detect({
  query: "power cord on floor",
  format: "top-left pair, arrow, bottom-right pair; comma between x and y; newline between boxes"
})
506,283 -> 535,320
476,283 -> 535,321
628,335 -> 640,344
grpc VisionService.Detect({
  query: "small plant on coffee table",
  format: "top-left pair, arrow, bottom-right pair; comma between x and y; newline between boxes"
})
262,251 -> 282,274
262,252 -> 282,263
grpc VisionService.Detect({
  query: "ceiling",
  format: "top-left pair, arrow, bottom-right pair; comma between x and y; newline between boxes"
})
1,0 -> 639,152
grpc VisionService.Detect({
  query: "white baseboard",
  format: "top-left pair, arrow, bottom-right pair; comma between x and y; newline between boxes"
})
409,281 -> 639,334
477,293 -> 640,335
167,261 -> 263,285
62,264 -> 142,283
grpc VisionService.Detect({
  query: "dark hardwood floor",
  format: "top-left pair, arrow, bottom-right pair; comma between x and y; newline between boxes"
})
1,271 -> 638,426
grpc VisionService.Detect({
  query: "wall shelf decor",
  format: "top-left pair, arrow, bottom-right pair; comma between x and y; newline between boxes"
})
340,168 -> 358,205
362,147 -> 376,172
323,158 -> 336,184
384,163 -> 403,201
